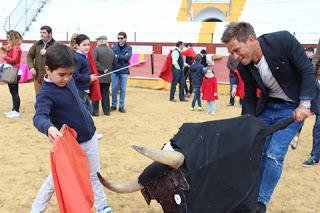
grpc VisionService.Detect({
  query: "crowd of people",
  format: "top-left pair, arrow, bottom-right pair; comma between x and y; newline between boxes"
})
0,22 -> 319,213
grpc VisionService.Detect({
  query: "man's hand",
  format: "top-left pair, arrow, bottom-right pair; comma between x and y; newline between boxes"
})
40,48 -> 47,56
48,126 -> 62,143
30,68 -> 36,77
293,106 -> 313,122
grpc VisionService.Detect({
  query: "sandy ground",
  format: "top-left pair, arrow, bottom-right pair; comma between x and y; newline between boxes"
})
0,82 -> 319,213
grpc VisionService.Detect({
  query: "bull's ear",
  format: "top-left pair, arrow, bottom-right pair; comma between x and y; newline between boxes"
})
131,145 -> 184,169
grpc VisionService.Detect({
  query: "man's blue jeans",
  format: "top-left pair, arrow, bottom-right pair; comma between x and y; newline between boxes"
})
257,101 -> 303,205
191,87 -> 202,108
229,76 -> 237,105
111,73 -> 128,108
170,68 -> 184,101
311,115 -> 320,160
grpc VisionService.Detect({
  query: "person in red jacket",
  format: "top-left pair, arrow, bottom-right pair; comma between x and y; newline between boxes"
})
201,70 -> 218,114
2,30 -> 23,118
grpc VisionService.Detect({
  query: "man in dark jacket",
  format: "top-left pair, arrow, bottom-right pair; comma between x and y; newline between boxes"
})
92,35 -> 115,116
111,32 -> 132,113
221,22 -> 318,212
27,25 -> 55,94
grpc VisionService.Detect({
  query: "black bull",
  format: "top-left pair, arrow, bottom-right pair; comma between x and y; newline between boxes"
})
98,115 -> 294,213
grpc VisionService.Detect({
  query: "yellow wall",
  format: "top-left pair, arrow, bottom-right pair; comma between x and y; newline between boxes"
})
177,0 -> 189,21
192,3 -> 228,18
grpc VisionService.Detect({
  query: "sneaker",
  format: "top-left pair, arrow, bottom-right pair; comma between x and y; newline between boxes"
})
96,134 -> 103,140
110,106 -> 116,111
302,156 -> 319,167
290,136 -> 299,150
190,107 -> 194,111
6,110 -> 20,118
211,112 -> 216,115
170,99 -> 177,102
4,110 -> 13,115
198,107 -> 203,111
119,107 -> 126,113
92,112 -> 99,117
98,205 -> 112,213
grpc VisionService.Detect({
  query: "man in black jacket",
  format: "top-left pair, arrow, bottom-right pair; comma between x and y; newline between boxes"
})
221,22 -> 318,212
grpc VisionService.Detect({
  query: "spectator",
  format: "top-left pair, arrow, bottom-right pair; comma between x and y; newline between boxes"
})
92,35 -> 115,116
189,54 -> 206,111
200,49 -> 208,69
74,34 -> 98,114
170,41 -> 187,102
302,39 -> 320,167
27,25 -> 55,93
227,54 -> 239,106
2,30 -> 23,118
181,43 -> 196,97
111,32 -> 132,113
201,70 -> 218,114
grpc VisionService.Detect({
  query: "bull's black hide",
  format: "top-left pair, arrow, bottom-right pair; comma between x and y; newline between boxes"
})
139,115 -> 293,213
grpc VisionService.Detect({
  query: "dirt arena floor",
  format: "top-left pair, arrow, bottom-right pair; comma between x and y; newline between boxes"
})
0,82 -> 319,213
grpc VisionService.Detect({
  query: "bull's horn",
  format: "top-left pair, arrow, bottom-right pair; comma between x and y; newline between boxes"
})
97,172 -> 143,193
131,145 -> 184,169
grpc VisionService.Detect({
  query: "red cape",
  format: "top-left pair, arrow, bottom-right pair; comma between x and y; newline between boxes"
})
159,50 -> 173,83
51,126 -> 94,213
88,50 -> 102,101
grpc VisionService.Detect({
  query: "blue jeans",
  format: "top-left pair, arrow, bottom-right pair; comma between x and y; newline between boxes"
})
191,87 -> 202,108
257,101 -> 303,205
207,100 -> 216,113
311,115 -> 320,160
229,76 -> 237,105
111,73 -> 128,108
170,68 -> 184,101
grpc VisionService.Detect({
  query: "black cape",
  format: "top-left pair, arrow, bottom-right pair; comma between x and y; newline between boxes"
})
139,115 -> 293,213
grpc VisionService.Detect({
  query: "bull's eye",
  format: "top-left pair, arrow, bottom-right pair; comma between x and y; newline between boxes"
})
174,194 -> 182,205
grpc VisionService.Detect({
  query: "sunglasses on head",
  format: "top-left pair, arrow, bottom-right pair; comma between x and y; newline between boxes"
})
117,37 -> 124,40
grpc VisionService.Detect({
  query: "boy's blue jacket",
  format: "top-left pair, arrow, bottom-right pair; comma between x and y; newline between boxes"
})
73,52 -> 91,91
112,43 -> 132,74
33,78 -> 96,143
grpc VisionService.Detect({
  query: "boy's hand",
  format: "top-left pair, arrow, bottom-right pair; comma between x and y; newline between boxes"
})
231,88 -> 236,97
48,126 -> 62,143
90,74 -> 99,82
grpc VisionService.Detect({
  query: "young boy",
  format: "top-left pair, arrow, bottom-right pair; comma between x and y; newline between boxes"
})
189,54 -> 206,111
30,43 -> 111,213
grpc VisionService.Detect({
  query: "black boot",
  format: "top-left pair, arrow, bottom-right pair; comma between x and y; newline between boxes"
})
256,202 -> 266,213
